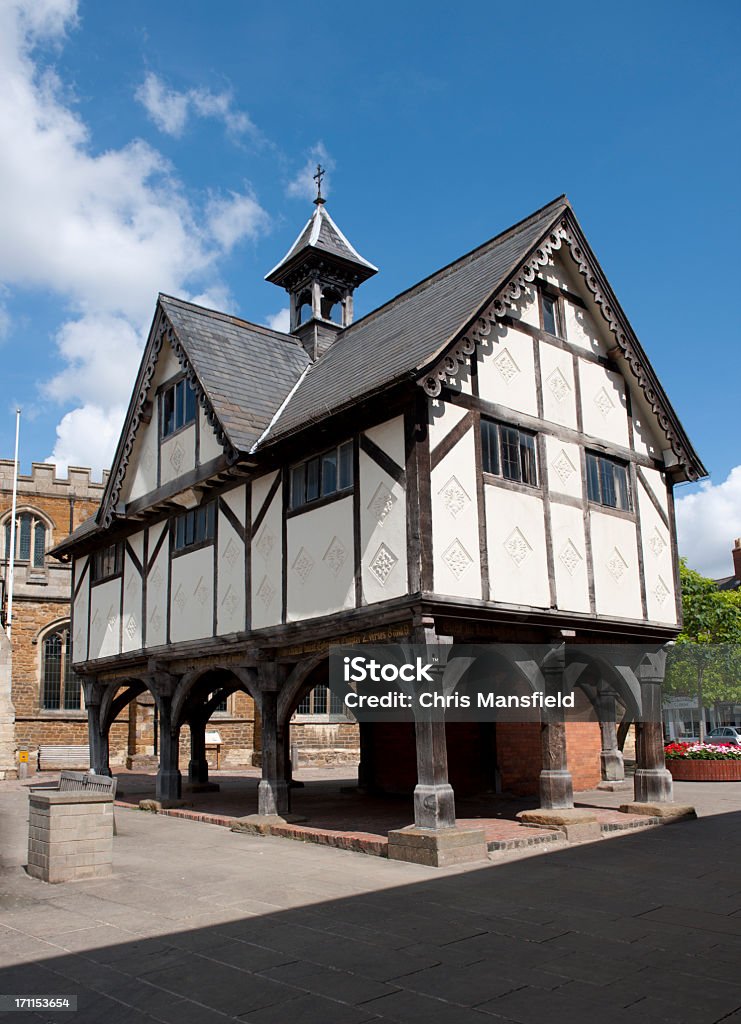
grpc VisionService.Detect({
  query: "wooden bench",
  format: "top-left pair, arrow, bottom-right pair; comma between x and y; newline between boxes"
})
58,771 -> 118,835
38,745 -> 90,771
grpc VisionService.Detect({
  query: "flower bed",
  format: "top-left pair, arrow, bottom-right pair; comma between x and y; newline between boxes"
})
665,742 -> 741,781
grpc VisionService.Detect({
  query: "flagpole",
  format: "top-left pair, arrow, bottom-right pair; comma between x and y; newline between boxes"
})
6,409 -> 21,641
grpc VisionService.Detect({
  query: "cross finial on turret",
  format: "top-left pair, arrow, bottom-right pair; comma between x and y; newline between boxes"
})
313,164 -> 325,206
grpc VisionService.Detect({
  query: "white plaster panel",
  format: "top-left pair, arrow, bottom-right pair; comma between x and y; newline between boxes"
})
563,302 -> 607,357
630,390 -> 663,459
88,577 -> 121,661
477,325 -> 538,417
359,450 -> 407,605
429,401 -> 468,450
199,406 -> 223,464
544,436 -> 582,500
72,556 -> 89,664
160,424 -> 196,487
287,497 -> 354,621
578,360 -> 630,449
122,538 -> 144,653
637,482 -> 677,625
251,473 -> 282,630
217,502 -> 245,635
506,284 -> 540,328
550,502 -> 590,614
431,432 -> 482,599
638,466 -> 669,517
170,546 -> 214,643
145,523 -> 168,648
119,415 -> 158,504
485,486 -> 550,608
158,343 -> 182,380
539,342 -> 578,429
364,415 -> 405,466
590,512 -> 643,620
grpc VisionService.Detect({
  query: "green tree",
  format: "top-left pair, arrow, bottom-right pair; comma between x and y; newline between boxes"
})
667,561 -> 741,741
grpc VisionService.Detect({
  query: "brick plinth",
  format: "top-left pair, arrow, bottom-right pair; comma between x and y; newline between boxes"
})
667,759 -> 741,782
27,790 -> 114,883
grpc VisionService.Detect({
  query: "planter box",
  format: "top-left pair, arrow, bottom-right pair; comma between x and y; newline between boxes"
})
667,759 -> 741,782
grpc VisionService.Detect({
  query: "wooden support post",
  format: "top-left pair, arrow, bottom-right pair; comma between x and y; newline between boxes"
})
258,688 -> 289,816
412,621 -> 455,830
156,696 -> 181,802
599,695 -> 624,782
85,696 -> 111,777
357,721 -> 375,792
539,645 -> 574,810
634,654 -> 673,803
188,717 -> 209,785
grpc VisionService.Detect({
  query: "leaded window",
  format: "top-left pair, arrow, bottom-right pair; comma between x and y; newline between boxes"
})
586,452 -> 631,511
290,441 -> 353,510
41,625 -> 81,711
173,501 -> 216,553
481,420 -> 538,487
91,542 -> 122,582
161,378 -> 197,439
3,511 -> 46,568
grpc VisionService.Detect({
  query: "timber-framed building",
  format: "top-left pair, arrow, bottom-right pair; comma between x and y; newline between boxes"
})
53,194 -> 705,850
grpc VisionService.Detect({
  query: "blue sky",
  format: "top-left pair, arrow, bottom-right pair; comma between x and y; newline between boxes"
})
0,0 -> 739,576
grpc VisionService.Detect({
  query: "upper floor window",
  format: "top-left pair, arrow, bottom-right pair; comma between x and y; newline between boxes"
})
586,452 -> 631,511
481,420 -> 538,487
41,624 -> 81,711
161,378 -> 197,439
91,542 -> 123,583
3,511 -> 47,568
541,291 -> 563,338
290,441 -> 353,510
173,501 -> 216,553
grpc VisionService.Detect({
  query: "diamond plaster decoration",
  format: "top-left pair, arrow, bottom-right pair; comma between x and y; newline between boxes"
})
649,528 -> 667,558
504,527 -> 533,567
367,482 -> 396,526
594,386 -> 615,419
256,576 -> 276,609
169,441 -> 185,473
106,608 -> 117,632
439,476 -> 471,519
546,367 -> 571,403
494,348 -> 520,384
90,609 -> 100,629
125,616 -> 138,640
323,536 -> 347,576
552,448 -> 577,486
654,576 -> 670,606
256,530 -> 275,563
606,547 -> 629,583
194,577 -> 209,606
292,547 -> 315,583
369,543 -> 398,586
149,608 -> 163,633
221,586 -> 240,617
443,539 -> 473,580
223,537 -> 239,568
149,566 -> 163,590
173,585 -> 187,612
559,540 -> 583,577
142,449 -> 155,472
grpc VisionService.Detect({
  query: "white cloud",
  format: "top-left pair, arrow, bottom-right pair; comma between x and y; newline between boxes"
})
286,142 -> 335,201
206,189 -> 269,252
265,308 -> 290,333
0,3 -> 270,476
676,466 -> 741,579
136,72 -> 257,140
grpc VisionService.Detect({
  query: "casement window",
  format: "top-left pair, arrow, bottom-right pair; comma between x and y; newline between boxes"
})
290,440 -> 353,510
586,452 -> 631,511
3,511 -> 47,568
173,501 -> 216,553
481,419 -> 538,487
40,624 -> 81,711
540,290 -> 563,338
295,684 -> 345,718
91,542 -> 123,583
161,377 -> 197,439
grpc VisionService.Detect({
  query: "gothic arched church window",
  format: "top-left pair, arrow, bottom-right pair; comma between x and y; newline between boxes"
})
40,623 -> 81,711
3,510 -> 47,568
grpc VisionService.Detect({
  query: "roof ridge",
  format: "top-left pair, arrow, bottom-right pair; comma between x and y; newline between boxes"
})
158,294 -> 300,347
333,194 -> 569,344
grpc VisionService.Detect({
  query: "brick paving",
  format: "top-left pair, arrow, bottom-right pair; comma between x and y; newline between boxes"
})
1,778 -> 741,1022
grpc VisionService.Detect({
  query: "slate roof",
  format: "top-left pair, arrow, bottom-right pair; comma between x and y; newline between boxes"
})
159,296 -> 310,453
262,196 -> 569,444
265,204 -> 378,283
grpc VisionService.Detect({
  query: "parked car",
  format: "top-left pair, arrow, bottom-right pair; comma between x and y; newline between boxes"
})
705,727 -> 741,745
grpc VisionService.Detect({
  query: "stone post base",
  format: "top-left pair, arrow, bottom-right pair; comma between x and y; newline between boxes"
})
28,791 -> 113,883
413,783 -> 456,830
387,826 -> 489,867
619,801 -> 696,822
230,812 -> 307,835
517,808 -> 601,843
634,767 -> 673,804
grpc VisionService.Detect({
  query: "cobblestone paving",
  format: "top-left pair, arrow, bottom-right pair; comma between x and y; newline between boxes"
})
1,778 -> 740,1023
